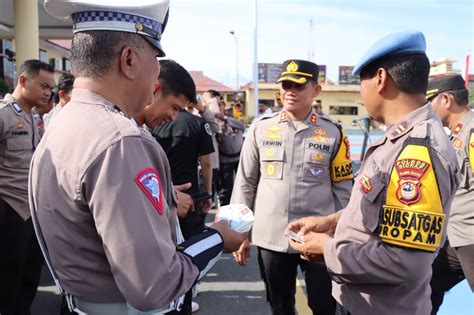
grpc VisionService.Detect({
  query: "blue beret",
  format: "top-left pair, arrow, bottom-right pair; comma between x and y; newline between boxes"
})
352,31 -> 426,76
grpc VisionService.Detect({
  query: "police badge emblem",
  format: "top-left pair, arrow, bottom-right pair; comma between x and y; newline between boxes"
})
135,168 -> 163,214
394,159 -> 430,205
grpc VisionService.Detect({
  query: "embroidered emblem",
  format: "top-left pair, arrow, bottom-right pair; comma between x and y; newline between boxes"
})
311,152 -> 325,162
265,149 -> 274,158
264,132 -> 282,140
266,125 -> 282,132
310,114 -> 317,125
359,175 -> 372,193
452,123 -> 463,136
135,168 -> 163,215
311,128 -> 329,142
344,136 -> 351,159
204,123 -> 212,136
16,121 -> 24,129
309,167 -> 323,177
394,159 -> 430,205
266,163 -> 276,176
453,138 -> 462,148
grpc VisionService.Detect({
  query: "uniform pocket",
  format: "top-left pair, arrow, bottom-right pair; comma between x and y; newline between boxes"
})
260,147 -> 284,180
359,175 -> 385,232
4,138 -> 33,169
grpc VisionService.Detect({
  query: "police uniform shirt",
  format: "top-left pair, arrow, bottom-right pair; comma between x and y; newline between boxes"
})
0,94 -> 42,220
447,110 -> 474,247
323,104 -> 459,315
152,110 -> 214,194
29,89 -> 223,310
231,108 -> 353,252
217,116 -> 245,164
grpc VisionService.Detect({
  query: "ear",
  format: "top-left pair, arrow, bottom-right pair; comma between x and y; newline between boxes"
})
441,93 -> 454,110
312,83 -> 322,97
18,74 -> 27,87
58,90 -> 66,98
118,46 -> 138,80
374,68 -> 390,93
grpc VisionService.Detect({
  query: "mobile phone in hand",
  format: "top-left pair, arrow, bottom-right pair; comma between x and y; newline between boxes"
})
286,231 -> 304,243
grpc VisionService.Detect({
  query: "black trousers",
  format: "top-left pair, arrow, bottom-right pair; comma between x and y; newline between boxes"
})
257,247 -> 336,315
0,198 -> 43,315
218,161 -> 239,206
430,239 -> 474,314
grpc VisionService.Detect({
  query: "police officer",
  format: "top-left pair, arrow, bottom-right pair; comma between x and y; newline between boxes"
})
287,31 -> 460,315
0,59 -> 54,315
151,60 -> 214,239
427,74 -> 474,314
30,1 -> 245,314
232,59 -> 353,315
44,72 -> 75,129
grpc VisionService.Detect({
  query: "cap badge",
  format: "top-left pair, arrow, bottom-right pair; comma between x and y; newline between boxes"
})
394,158 -> 430,205
287,61 -> 298,72
135,22 -> 144,32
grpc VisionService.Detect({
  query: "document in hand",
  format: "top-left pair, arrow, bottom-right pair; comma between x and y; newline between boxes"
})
214,204 -> 254,233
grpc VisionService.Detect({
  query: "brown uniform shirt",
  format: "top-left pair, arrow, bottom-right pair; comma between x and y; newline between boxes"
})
0,94 -> 42,220
231,108 -> 353,252
323,104 -> 459,315
29,89 -> 200,310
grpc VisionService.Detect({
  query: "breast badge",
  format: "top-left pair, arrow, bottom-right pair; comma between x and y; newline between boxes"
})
311,128 -> 328,142
359,175 -> 372,193
311,152 -> 325,163
266,163 -> 276,176
453,139 -> 462,148
265,149 -> 274,158
16,121 -> 24,129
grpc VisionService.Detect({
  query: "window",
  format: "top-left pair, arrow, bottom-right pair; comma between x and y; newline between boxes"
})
329,106 -> 358,115
62,58 -> 71,71
39,49 -> 48,63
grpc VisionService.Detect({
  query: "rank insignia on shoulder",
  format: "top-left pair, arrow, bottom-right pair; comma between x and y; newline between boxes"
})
310,114 -> 317,125
135,168 -> 163,215
452,123 -> 463,136
12,102 -> 22,113
453,138 -> 462,148
394,159 -> 430,205
16,121 -> 24,129
392,120 -> 410,137
359,175 -> 372,193
266,125 -> 282,132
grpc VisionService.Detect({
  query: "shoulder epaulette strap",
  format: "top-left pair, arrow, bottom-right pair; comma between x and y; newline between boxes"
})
258,112 -> 279,121
410,121 -> 428,139
0,99 -> 9,110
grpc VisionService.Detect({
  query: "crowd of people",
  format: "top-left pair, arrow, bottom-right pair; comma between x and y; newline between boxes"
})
0,1 -> 472,315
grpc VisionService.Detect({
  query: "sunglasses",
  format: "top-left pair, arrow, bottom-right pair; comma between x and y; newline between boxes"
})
281,81 -> 307,91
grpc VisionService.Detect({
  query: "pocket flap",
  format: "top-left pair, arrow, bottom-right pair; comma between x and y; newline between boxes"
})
7,138 -> 32,151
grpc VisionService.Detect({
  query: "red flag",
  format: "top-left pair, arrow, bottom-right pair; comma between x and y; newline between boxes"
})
464,53 -> 470,89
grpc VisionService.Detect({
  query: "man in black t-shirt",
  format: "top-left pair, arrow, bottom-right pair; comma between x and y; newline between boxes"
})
152,110 -> 214,238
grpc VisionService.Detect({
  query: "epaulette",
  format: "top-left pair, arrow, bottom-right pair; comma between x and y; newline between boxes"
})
0,99 -> 9,110
258,112 -> 279,121
319,114 -> 340,127
410,121 -> 428,139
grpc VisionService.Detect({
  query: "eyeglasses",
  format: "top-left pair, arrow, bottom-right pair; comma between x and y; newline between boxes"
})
281,81 -> 307,91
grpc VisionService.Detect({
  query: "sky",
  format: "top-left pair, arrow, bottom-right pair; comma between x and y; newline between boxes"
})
161,0 -> 473,89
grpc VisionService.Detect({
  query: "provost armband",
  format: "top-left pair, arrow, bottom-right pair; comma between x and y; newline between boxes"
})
378,138 -> 445,252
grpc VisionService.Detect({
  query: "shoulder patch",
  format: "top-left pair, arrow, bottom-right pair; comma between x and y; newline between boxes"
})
12,102 -> 22,113
204,123 -> 212,136
135,168 -> 163,215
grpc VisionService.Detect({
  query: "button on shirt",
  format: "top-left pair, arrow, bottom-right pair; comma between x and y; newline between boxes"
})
323,104 -> 459,315
0,94 -> 42,220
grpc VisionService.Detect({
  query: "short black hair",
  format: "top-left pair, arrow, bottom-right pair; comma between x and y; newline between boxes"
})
71,31 -> 144,80
446,89 -> 469,106
158,59 -> 196,103
57,73 -> 75,94
18,59 -> 54,79
360,53 -> 430,94
206,89 -> 220,98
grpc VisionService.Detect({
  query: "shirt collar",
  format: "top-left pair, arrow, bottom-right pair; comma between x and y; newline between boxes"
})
386,103 -> 434,141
